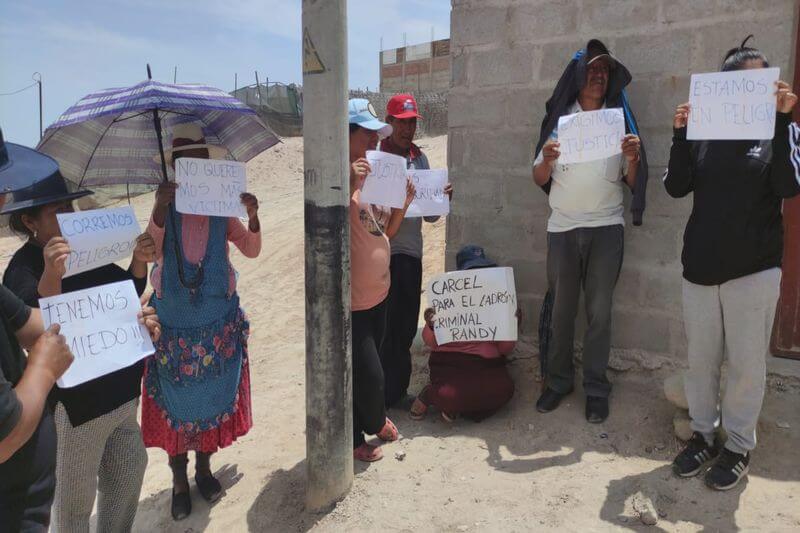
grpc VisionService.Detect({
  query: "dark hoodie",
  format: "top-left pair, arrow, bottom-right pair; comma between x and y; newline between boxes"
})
534,39 -> 650,226
664,113 -> 800,285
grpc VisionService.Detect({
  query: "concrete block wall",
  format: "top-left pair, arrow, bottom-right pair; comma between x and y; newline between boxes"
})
447,0 -> 798,362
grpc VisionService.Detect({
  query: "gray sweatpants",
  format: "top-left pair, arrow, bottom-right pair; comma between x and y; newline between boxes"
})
52,399 -> 147,533
682,268 -> 781,454
546,225 -> 624,397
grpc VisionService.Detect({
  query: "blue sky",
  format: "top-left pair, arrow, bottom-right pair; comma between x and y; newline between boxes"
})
0,1 -> 450,147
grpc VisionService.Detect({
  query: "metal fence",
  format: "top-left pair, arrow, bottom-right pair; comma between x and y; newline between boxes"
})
230,82 -> 448,138
231,82 -> 303,136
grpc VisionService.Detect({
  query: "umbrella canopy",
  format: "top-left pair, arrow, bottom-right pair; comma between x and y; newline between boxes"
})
37,79 -> 280,187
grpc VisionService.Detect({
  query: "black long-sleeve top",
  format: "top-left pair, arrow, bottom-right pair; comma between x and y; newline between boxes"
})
0,284 -> 57,503
664,112 -> 800,286
2,241 -> 148,427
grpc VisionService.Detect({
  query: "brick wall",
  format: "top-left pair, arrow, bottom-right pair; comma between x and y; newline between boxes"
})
448,0 -> 798,364
381,39 -> 452,93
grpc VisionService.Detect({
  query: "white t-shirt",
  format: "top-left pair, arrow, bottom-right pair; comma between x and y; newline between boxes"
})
534,102 -> 627,233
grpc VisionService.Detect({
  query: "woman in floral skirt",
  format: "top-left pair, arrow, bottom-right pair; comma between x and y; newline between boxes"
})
140,123 -> 261,520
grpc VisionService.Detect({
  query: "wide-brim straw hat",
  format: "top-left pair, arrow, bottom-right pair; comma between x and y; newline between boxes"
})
154,122 -> 229,165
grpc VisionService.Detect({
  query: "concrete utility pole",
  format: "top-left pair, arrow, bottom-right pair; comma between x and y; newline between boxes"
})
301,0 -> 353,511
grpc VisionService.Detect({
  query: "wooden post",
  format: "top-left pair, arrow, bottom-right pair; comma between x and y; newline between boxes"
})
771,6 -> 800,359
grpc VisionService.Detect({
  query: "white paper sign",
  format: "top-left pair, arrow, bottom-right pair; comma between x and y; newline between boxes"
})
175,157 -> 247,217
359,150 -> 408,209
58,206 -> 142,278
39,280 -> 154,388
427,267 -> 517,345
687,67 -> 779,140
557,108 -> 626,164
405,169 -> 449,218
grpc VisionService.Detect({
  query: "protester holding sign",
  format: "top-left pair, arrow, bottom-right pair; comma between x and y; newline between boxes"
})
0,131 -> 160,532
0,131 -> 74,532
141,123 -> 261,521
1,172 -> 158,532
410,246 -> 518,423
665,37 -> 800,491
347,98 -> 417,463
531,39 -> 645,424
379,93 -> 454,409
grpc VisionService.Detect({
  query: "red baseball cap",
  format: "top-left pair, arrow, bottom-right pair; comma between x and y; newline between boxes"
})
386,94 -> 423,120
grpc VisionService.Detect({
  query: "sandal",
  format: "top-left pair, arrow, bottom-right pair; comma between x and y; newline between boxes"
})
195,474 -> 223,503
376,417 -> 399,442
409,397 -> 428,420
171,489 -> 192,521
441,411 -> 458,423
353,443 -> 383,462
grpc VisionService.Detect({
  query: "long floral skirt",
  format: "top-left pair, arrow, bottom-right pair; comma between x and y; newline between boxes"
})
141,356 -> 253,456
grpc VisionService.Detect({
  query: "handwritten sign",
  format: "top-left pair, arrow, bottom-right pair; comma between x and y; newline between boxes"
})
687,67 -> 779,140
405,169 -> 449,218
359,150 -> 408,209
427,267 -> 517,345
39,280 -> 154,388
57,206 -> 141,278
557,108 -> 626,164
175,157 -> 247,218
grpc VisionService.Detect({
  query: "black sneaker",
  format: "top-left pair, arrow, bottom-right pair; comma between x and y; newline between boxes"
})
536,387 -> 570,413
585,396 -> 609,423
705,448 -> 750,491
672,432 -> 718,478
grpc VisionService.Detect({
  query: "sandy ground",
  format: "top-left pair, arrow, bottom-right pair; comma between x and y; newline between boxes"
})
1,135 -> 799,532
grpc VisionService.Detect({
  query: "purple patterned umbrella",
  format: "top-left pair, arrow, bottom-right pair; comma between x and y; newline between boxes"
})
37,67 -> 279,187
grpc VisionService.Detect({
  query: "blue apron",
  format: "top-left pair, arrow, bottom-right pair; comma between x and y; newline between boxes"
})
145,208 -> 247,432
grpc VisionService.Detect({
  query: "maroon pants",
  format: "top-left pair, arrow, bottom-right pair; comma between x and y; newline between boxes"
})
424,352 -> 514,421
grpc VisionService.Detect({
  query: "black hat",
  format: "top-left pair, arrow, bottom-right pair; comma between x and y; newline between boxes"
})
585,39 -> 617,70
456,245 -> 497,271
0,170 -> 93,214
0,127 -> 62,193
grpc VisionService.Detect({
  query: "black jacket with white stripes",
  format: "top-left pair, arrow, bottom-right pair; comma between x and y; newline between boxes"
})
664,112 -> 800,286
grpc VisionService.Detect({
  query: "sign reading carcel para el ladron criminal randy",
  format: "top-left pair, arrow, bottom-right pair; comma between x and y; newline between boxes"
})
427,267 -> 518,345
57,206 -> 142,278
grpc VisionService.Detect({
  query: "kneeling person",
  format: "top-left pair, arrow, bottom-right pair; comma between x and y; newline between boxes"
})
410,246 -> 517,423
